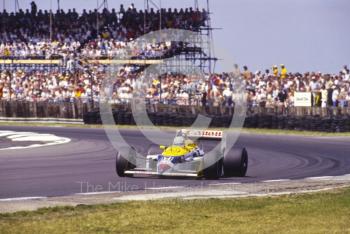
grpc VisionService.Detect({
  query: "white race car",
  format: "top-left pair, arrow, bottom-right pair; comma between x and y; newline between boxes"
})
116,129 -> 248,179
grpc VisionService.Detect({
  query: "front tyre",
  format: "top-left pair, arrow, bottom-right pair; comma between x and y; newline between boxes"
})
203,158 -> 223,180
116,148 -> 136,177
223,148 -> 248,177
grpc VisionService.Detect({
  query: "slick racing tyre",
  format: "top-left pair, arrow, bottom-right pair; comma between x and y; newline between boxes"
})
116,147 -> 136,177
223,148 -> 248,177
203,157 -> 223,180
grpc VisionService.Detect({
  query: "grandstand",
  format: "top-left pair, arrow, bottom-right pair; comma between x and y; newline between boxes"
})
0,0 -> 219,106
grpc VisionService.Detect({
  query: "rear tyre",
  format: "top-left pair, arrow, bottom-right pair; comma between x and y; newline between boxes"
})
223,148 -> 248,177
203,158 -> 223,180
116,148 -> 136,177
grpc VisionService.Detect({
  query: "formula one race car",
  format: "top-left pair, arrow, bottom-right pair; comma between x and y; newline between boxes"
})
116,129 -> 248,179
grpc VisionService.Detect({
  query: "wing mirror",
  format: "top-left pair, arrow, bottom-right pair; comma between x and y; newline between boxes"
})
159,145 -> 166,150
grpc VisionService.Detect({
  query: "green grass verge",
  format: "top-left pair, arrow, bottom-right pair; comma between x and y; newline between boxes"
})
2,121 -> 350,137
1,188 -> 350,233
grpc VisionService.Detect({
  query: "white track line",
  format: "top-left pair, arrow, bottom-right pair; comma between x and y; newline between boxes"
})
209,182 -> 242,186
0,130 -> 70,151
305,176 -> 334,180
0,196 -> 47,202
262,179 -> 291,183
75,191 -> 119,195
145,186 -> 185,190
331,174 -> 350,180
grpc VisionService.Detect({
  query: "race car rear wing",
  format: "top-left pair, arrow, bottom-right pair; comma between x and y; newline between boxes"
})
177,129 -> 223,140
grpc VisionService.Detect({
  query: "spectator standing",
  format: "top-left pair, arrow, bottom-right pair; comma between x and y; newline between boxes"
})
31,1 -> 37,15
222,86 -> 233,107
272,65 -> 278,76
321,85 -> 328,108
338,87 -> 348,107
332,86 -> 339,107
201,91 -> 207,107
327,86 -> 333,107
242,66 -> 252,80
280,64 -> 287,79
0,82 -> 3,99
277,88 -> 288,105
342,65 -> 349,81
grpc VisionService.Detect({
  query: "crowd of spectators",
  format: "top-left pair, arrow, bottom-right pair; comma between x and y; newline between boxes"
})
80,39 -> 181,59
0,68 -> 101,102
1,64 -> 350,109
0,37 -> 184,60
243,65 -> 350,108
0,41 -> 80,59
0,2 -> 207,59
0,2 -> 209,103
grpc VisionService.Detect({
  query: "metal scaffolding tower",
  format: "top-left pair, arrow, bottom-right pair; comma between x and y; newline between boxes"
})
144,0 -> 217,75
14,0 -> 20,13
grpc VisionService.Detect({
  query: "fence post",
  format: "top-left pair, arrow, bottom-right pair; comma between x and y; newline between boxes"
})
0,101 -> 3,117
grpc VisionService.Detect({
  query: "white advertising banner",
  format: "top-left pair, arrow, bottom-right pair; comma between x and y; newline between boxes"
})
294,92 -> 312,107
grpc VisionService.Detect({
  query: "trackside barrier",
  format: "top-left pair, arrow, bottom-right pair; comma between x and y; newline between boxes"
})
81,104 -> 350,132
0,100 -> 93,119
1,101 -> 350,132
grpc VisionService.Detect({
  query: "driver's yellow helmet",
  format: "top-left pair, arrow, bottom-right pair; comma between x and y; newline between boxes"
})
184,139 -> 196,149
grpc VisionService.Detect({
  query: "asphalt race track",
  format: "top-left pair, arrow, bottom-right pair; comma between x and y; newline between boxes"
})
1,126 -> 350,199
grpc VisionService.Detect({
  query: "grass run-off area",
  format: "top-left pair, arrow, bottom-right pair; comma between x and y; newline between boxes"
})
2,121 -> 350,137
1,188 -> 350,233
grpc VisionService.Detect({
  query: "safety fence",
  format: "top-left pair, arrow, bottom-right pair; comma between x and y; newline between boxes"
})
83,105 -> 350,132
0,100 -> 93,119
1,100 -> 350,132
